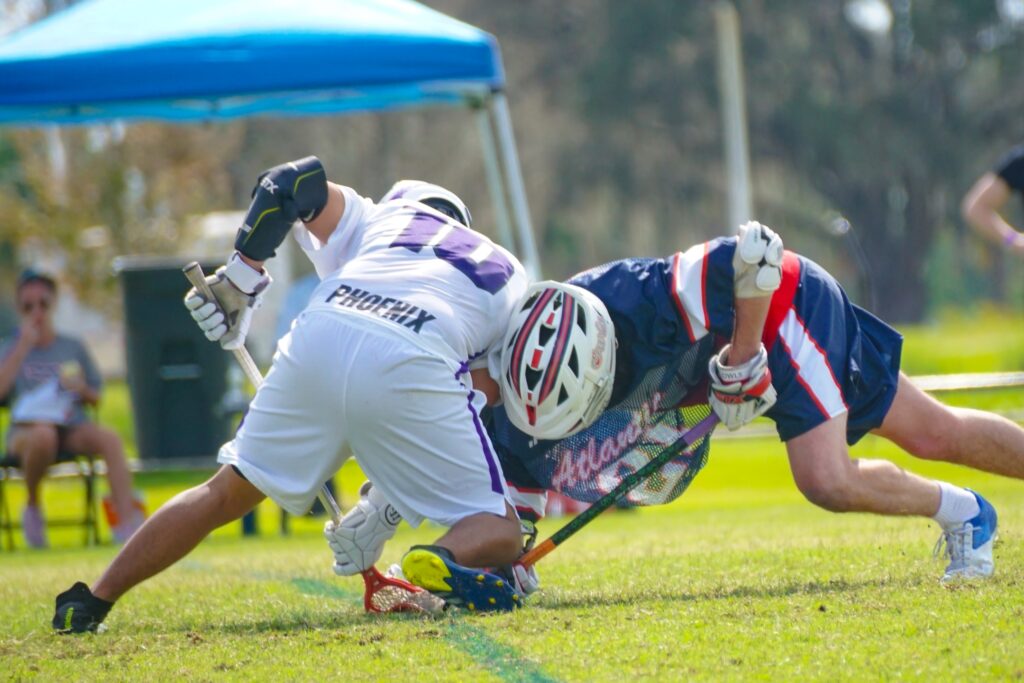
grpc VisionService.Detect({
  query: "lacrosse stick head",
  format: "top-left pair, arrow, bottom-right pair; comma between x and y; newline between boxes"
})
362,566 -> 446,614
316,489 -> 444,614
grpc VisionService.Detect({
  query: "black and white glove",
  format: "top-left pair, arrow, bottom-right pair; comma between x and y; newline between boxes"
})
733,221 -> 784,298
183,254 -> 271,350
324,481 -> 402,576
708,343 -> 777,430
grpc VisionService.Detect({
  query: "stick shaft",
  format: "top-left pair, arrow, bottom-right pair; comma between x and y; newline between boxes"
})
182,261 -> 264,388
519,412 -> 719,568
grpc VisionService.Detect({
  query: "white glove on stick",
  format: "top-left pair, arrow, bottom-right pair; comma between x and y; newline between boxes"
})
183,254 -> 271,350
733,221 -> 784,298
708,343 -> 777,430
324,481 -> 402,576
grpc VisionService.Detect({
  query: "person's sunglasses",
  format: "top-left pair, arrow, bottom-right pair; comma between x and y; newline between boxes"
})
19,298 -> 51,314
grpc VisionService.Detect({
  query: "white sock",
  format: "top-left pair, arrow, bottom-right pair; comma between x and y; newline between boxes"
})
933,482 -> 980,528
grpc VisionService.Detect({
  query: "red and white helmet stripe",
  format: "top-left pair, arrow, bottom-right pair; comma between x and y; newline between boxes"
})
500,281 -> 616,440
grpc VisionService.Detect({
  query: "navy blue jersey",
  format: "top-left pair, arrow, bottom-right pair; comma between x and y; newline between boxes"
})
492,238 -> 903,515
491,239 -> 746,508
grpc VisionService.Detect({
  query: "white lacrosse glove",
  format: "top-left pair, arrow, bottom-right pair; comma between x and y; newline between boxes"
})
708,343 -> 777,431
324,481 -> 402,576
733,221 -> 784,298
183,253 -> 271,350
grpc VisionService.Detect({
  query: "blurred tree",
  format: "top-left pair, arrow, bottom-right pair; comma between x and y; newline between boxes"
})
0,0 -> 1021,321
746,0 -> 1024,320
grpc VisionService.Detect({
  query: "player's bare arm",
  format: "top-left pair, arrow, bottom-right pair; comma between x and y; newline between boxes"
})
961,172 -> 1024,254
708,221 -> 783,430
728,292 -> 771,365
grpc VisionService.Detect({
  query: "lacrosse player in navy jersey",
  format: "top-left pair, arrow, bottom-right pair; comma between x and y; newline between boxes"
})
52,158 -> 541,633
490,220 -> 1024,587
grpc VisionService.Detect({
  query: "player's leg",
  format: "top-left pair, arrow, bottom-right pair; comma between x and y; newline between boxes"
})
344,359 -> 523,567
9,423 -> 58,547
63,422 -> 141,538
873,372 -> 1024,479
55,316 -> 351,633
786,412 -> 941,516
429,504 -> 523,567
787,413 -> 996,581
772,263 -> 996,580
90,315 -> 353,592
53,466 -> 264,633
340,337 -> 524,609
92,465 -> 264,602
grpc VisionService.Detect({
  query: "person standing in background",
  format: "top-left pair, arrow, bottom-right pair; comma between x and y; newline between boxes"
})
962,144 -> 1024,256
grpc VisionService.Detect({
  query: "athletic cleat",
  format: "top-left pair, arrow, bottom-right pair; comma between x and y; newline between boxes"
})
22,505 -> 48,549
52,582 -> 114,634
934,490 -> 997,583
400,545 -> 522,612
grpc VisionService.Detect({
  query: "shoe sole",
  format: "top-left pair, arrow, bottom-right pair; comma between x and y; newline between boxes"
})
401,549 -> 520,612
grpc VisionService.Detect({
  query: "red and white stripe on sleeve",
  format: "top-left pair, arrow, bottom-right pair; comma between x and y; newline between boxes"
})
670,243 -> 711,343
507,483 -> 548,522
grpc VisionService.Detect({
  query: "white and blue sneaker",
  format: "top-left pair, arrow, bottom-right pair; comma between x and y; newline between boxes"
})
934,490 -> 997,583
401,545 -> 522,612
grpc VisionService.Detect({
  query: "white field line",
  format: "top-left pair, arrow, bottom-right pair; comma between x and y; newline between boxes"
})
717,371 -> 1024,440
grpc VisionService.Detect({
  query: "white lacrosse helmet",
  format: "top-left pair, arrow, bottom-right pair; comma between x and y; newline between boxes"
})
380,179 -> 473,227
500,281 -> 617,440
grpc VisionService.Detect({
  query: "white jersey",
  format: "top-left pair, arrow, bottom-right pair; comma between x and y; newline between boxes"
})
293,185 -> 528,369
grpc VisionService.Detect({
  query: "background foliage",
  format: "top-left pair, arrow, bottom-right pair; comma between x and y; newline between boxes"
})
0,1 -> 1023,321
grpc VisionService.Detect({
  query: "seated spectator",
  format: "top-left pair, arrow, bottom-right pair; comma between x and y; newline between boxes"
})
0,269 -> 143,547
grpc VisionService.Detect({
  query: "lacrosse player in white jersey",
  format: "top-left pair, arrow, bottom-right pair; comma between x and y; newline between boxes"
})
53,157 -> 534,633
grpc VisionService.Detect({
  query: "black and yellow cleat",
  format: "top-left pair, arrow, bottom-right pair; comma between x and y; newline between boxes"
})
401,545 -> 521,613
52,582 -> 113,634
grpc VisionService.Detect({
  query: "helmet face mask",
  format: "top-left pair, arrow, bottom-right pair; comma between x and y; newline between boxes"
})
380,179 -> 473,227
500,281 -> 617,440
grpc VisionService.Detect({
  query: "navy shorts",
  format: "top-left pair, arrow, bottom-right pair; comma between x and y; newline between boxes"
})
764,257 -> 903,445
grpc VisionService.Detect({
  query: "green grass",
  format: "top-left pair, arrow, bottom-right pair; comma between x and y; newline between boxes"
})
1,312 -> 1023,680
896,308 -> 1024,375
3,430 -> 1024,681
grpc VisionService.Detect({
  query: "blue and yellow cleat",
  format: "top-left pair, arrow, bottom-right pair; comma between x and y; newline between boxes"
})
401,545 -> 522,612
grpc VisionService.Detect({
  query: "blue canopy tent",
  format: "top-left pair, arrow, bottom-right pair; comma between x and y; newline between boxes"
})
0,0 -> 539,271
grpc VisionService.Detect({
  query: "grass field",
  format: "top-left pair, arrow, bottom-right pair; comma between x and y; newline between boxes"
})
1,313 -> 1023,680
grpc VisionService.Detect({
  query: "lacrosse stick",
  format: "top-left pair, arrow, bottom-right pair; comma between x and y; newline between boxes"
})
519,411 -> 720,569
183,261 -> 439,614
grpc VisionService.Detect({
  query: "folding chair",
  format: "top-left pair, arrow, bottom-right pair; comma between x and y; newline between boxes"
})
0,405 -> 102,551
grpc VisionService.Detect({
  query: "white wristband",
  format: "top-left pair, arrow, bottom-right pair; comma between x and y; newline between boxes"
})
223,253 -> 265,294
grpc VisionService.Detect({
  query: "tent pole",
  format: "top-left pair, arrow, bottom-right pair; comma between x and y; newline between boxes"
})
475,102 -> 515,251
489,92 -> 541,278
713,1 -> 753,233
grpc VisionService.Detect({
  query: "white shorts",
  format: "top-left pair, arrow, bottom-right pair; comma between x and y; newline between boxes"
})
217,310 -> 510,527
